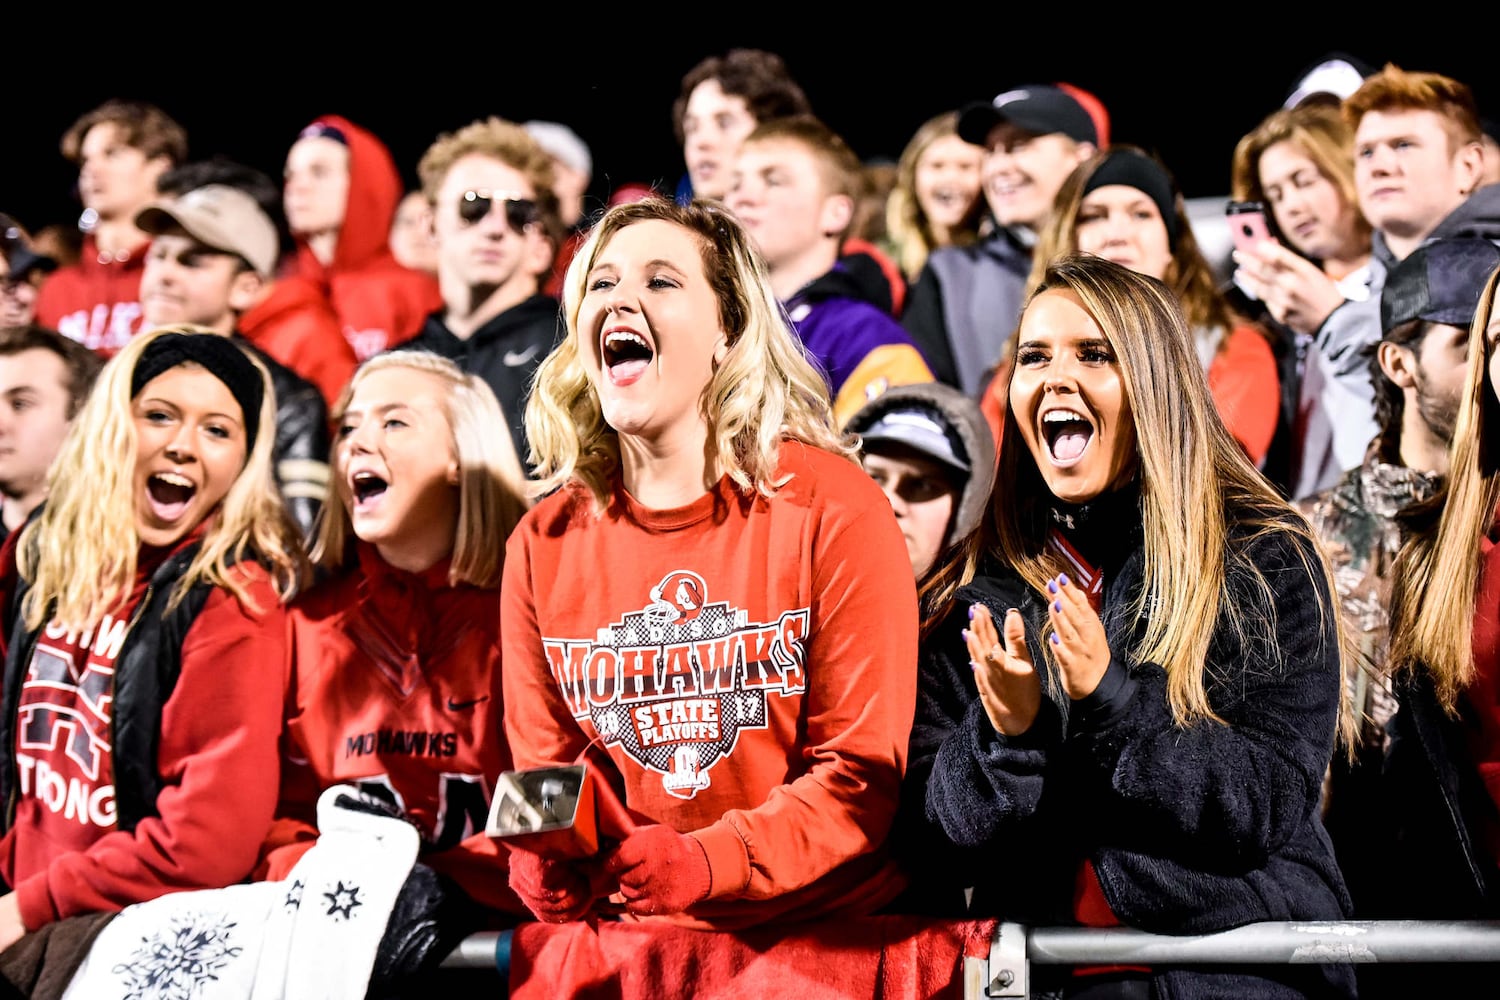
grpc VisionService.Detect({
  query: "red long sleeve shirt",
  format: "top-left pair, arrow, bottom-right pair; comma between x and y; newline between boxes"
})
0,556 -> 285,931
501,442 -> 918,930
258,544 -> 522,915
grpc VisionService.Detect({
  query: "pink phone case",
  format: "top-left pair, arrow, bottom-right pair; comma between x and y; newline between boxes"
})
1227,204 -> 1274,252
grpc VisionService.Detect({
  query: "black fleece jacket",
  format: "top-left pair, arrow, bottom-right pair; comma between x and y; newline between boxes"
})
894,507 -> 1355,998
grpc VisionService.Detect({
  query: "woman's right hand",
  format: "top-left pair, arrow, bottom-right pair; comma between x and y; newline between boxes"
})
1231,242 -> 1346,336
965,604 -> 1041,736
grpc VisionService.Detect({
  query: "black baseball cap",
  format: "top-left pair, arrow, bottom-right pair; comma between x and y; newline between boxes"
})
3,245 -> 57,282
1381,237 -> 1500,334
957,84 -> 1098,148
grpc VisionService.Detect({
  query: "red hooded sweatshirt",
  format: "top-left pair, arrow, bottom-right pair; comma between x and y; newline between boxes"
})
238,273 -> 358,410
284,115 -> 441,361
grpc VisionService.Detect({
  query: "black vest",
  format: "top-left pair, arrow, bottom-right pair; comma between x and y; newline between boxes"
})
0,542 -> 217,834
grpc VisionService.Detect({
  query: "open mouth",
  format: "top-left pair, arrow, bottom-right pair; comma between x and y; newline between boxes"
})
146,472 -> 197,522
1042,409 -> 1094,466
930,187 -> 967,209
603,331 -> 654,385
351,471 -> 388,511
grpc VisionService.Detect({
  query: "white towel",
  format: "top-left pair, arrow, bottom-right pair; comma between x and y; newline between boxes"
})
61,785 -> 420,1000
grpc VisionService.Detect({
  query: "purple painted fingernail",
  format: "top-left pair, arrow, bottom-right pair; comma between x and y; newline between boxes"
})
961,628 -> 971,641
1053,600 -> 1061,613
1050,632 -> 1060,645
969,604 -> 976,620
1059,573 -> 1070,587
1047,580 -> 1057,594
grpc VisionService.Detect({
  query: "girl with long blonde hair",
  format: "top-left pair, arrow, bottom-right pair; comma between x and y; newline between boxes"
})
0,324 -> 306,949
258,350 -> 532,989
502,198 -> 919,939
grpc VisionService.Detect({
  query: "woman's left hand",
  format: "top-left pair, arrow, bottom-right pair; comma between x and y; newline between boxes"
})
1045,574 -> 1111,700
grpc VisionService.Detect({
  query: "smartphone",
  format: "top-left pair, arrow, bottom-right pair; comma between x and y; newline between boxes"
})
1226,200 -> 1275,252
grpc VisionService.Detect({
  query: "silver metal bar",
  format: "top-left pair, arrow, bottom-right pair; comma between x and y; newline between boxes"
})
440,931 -> 505,968
1026,921 -> 1500,965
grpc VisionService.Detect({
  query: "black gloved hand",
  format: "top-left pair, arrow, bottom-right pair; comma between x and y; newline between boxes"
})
367,863 -> 483,998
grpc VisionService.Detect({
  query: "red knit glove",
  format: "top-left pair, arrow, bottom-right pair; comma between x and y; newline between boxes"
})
507,847 -> 594,923
602,823 -> 712,917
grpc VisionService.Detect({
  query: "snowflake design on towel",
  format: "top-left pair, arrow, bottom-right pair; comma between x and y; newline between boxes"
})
111,911 -> 244,999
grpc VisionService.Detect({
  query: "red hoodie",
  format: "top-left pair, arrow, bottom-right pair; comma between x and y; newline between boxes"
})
285,115 -> 442,361
238,273 -> 358,410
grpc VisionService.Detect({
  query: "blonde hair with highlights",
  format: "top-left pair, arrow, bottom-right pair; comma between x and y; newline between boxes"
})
884,111 -> 985,282
525,196 -> 853,512
312,350 -> 530,589
19,324 -> 308,632
991,254 -> 1352,739
1389,266 -> 1500,712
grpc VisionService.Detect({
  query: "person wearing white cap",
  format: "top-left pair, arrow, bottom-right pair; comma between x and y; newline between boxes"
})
1282,52 -> 1375,110
524,120 -> 595,300
523,121 -> 593,230
135,185 -> 331,539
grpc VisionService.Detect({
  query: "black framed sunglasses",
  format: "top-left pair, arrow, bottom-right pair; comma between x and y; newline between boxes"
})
457,190 -> 540,232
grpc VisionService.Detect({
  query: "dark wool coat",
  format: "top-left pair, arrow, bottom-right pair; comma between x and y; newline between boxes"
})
894,515 -> 1357,999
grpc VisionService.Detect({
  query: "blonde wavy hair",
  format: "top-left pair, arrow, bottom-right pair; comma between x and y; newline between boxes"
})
991,254 -> 1352,739
525,196 -> 853,512
884,111 -> 985,282
1389,265 -> 1500,712
19,324 -> 307,632
311,350 -> 530,588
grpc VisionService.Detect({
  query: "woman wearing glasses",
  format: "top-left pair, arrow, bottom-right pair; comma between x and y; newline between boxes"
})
282,114 -> 442,361
499,198 -> 919,939
396,116 -> 567,474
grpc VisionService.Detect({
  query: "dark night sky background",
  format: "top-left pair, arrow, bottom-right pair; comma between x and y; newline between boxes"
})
6,29 -> 1495,240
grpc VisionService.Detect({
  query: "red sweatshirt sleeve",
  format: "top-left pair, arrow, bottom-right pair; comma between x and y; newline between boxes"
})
13,566 -> 286,929
254,751 -> 322,882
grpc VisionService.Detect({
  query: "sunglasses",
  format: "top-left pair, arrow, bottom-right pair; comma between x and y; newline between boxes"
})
457,190 -> 540,232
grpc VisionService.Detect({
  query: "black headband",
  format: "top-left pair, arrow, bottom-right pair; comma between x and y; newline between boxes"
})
1082,150 -> 1180,251
131,333 -> 264,454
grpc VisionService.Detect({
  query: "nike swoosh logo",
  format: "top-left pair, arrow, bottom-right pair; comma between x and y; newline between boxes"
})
503,345 -> 539,367
447,695 -> 491,711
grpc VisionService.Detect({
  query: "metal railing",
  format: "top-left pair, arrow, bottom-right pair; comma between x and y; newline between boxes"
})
971,920 -> 1500,998
442,920 -> 1500,997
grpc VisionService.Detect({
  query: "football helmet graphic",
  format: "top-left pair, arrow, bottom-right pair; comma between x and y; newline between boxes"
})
648,570 -> 708,625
